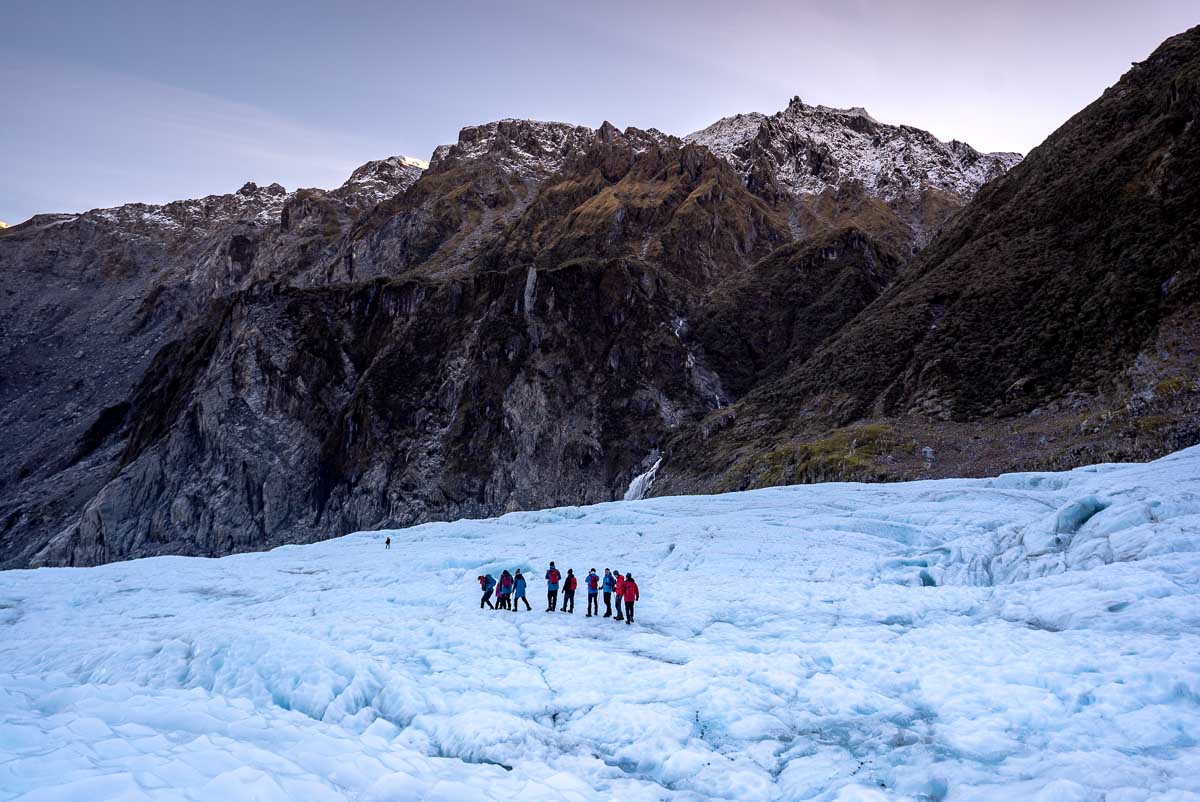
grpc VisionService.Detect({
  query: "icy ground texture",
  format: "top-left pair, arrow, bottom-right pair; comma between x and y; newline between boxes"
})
686,98 -> 1022,203
2,449 -> 1199,801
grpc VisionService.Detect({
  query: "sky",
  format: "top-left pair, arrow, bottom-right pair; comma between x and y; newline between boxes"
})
1,0 -> 1196,224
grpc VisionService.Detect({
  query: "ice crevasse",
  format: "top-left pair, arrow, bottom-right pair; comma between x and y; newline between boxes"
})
1,446 -> 1198,801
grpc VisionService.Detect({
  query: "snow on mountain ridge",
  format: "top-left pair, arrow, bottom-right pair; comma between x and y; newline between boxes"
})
427,118 -> 680,180
334,156 -> 425,205
428,118 -> 599,178
71,156 -> 428,233
687,96 -> 1022,202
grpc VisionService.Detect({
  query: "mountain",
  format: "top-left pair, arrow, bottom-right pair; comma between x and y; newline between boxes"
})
657,25 -> 1200,495
11,22 -> 1199,570
687,97 -> 1021,252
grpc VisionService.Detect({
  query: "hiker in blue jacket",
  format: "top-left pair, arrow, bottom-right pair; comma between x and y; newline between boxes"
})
585,568 -> 600,617
545,561 -> 561,612
602,568 -> 616,617
512,570 -> 530,611
478,573 -> 496,609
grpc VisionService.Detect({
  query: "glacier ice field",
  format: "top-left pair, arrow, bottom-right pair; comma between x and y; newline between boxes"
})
1,447 -> 1199,801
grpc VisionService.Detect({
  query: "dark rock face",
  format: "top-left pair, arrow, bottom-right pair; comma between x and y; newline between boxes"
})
694,230 -> 903,399
34,266 -> 703,565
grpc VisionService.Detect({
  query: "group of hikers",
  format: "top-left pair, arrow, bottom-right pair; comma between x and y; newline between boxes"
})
477,562 -> 641,624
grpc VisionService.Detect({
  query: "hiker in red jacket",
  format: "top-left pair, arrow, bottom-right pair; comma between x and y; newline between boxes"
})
613,571 -> 626,621
561,569 -> 577,613
545,562 -> 561,612
497,570 -> 513,610
621,573 -> 640,625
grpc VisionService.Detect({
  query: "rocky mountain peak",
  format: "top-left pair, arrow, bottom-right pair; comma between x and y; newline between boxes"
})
236,181 -> 287,198
334,156 -> 426,205
426,118 -> 682,184
428,118 -> 598,179
687,97 -> 1022,204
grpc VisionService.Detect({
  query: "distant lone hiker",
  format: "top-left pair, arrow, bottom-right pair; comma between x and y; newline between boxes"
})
384,537 -> 391,549
586,569 -> 600,617
562,569 -> 577,613
622,573 -> 640,625
478,574 -> 496,609
602,569 -> 615,617
512,570 -> 530,611
545,562 -> 561,612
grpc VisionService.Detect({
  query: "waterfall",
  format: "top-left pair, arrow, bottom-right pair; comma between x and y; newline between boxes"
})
623,458 -> 662,502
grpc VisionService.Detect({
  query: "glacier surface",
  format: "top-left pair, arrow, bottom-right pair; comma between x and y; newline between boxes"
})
1,447 -> 1199,801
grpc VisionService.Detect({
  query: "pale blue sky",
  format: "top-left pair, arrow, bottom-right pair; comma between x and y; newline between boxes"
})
2,0 -> 1196,224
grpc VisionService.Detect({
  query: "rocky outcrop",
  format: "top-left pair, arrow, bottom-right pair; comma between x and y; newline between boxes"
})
0,157 -> 425,568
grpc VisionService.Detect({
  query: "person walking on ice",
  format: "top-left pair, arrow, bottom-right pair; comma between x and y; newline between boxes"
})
586,569 -> 600,617
384,537 -> 391,549
613,571 -> 626,621
478,574 -> 496,609
562,569 -> 577,613
622,573 -> 640,625
602,568 -> 615,617
512,570 -> 530,611
501,569 -> 516,607
497,570 -> 513,610
545,562 -> 561,612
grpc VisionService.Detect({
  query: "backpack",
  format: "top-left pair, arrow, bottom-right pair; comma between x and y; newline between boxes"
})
566,575 -> 577,591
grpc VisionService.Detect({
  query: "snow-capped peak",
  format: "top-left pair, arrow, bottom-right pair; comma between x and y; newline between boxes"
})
335,155 -> 426,204
84,181 -> 298,233
72,156 -> 428,235
428,118 -> 599,178
686,96 -> 1022,203
427,118 -> 678,180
